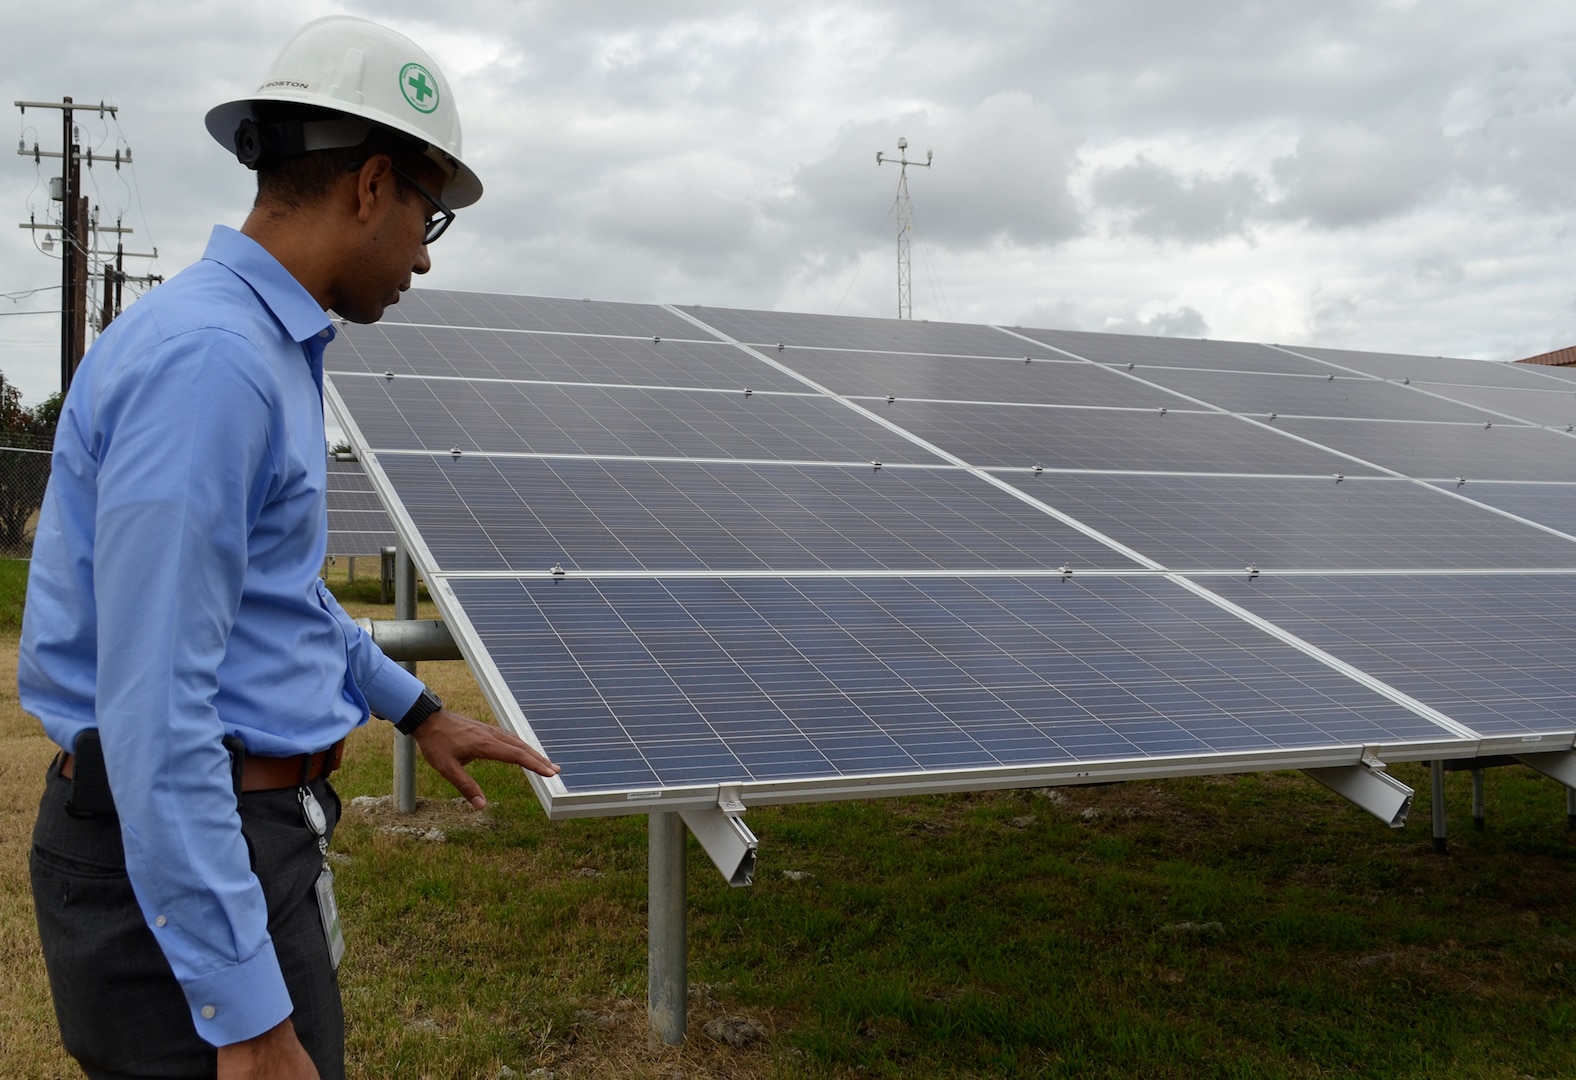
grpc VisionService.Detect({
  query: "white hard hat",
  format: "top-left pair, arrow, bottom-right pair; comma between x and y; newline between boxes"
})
205,15 -> 482,208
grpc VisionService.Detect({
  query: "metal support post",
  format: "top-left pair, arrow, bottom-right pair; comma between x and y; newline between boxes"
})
648,811 -> 688,1046
1471,768 -> 1485,831
1568,786 -> 1576,831
393,542 -> 418,813
347,556 -> 355,584
1430,759 -> 1447,854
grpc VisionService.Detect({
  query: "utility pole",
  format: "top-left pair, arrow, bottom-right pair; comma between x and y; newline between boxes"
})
876,137 -> 932,320
90,216 -> 161,333
15,98 -> 145,392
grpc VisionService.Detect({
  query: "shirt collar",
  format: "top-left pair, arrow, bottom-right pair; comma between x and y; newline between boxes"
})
200,225 -> 333,346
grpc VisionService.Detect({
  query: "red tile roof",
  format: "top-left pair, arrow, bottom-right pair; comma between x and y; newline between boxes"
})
1516,345 -> 1576,366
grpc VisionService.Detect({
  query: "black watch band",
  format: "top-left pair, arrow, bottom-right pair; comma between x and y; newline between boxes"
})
395,688 -> 443,736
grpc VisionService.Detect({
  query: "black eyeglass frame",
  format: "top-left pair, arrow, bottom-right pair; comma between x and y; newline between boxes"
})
346,158 -> 456,244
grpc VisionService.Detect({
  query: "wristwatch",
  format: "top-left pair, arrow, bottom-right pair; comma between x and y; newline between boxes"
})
395,688 -> 443,735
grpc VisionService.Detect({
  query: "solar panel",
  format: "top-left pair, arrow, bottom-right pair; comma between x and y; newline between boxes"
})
998,474 -> 1576,571
325,293 -> 1576,820
373,455 -> 1140,574
1125,367 -> 1495,423
885,401 -> 1383,474
1274,417 -> 1576,481
1207,575 -> 1576,744
1273,345 -> 1552,388
325,455 -> 395,557
1409,381 -> 1576,430
1430,481 -> 1576,538
1019,327 -> 1336,375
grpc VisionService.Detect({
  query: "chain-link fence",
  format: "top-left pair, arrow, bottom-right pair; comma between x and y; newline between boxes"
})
0,434 -> 53,558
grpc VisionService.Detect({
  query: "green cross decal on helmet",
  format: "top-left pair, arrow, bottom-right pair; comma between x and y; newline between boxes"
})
400,63 -> 439,113
204,15 -> 482,208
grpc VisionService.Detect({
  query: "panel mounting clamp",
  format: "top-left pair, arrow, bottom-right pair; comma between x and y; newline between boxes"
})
680,791 -> 758,888
1303,751 -> 1413,828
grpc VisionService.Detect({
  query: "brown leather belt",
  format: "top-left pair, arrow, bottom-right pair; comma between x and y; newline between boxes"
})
60,738 -> 345,793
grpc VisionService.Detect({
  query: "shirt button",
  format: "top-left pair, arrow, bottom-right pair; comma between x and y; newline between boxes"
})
155,915 -> 167,927
201,1005 -> 216,1019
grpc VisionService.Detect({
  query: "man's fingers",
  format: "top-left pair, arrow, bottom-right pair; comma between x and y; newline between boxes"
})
437,762 -> 487,809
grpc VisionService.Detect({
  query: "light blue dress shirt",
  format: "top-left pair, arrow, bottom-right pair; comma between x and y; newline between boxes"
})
20,225 -> 425,1046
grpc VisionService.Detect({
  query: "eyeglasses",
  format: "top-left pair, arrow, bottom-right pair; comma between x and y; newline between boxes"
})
348,157 -> 456,244
389,162 -> 455,245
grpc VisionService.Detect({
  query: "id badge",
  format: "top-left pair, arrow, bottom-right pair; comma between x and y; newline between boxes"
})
315,865 -> 346,970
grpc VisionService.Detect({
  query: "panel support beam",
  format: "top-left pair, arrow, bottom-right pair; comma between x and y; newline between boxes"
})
356,618 -> 462,662
1431,759 -> 1447,853
1515,750 -> 1576,789
1302,755 -> 1413,828
679,801 -> 758,887
394,543 -> 418,814
648,811 -> 687,1045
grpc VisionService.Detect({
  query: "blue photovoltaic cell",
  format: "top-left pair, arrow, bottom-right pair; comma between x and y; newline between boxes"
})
381,289 -> 702,339
1523,363 -> 1576,386
334,374 -> 941,464
1207,575 -> 1576,739
1409,381 -> 1576,429
1279,346 -> 1553,390
325,457 -> 395,556
680,305 -> 1029,357
770,348 -> 1141,407
1019,328 -> 1333,376
1428,481 -> 1576,539
451,575 -> 1447,795
330,323 -> 806,393
882,401 -> 1383,475
1129,367 -> 1493,423
1001,474 -> 1576,571
1276,417 -> 1576,481
376,454 -> 1139,573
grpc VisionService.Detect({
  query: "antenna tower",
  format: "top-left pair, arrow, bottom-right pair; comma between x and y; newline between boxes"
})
876,137 -> 932,320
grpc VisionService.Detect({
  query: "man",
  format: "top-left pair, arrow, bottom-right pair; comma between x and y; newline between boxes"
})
20,16 -> 558,1079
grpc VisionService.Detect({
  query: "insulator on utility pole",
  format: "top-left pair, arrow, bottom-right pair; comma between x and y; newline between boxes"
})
876,137 -> 933,320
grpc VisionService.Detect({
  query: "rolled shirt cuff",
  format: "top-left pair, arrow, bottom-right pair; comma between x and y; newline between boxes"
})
362,655 -> 426,724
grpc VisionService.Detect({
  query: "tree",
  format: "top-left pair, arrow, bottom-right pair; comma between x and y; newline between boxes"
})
0,380 -> 60,553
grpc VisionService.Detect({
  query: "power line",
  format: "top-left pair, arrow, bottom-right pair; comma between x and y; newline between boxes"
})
0,284 -> 63,301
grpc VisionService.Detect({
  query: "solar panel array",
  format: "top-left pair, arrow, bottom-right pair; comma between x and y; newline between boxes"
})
325,292 -> 1576,817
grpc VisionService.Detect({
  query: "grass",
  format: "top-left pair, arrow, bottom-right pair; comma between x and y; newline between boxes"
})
3,557 -> 1576,1077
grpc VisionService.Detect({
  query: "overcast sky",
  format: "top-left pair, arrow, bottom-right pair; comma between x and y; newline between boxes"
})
3,0 -> 1575,405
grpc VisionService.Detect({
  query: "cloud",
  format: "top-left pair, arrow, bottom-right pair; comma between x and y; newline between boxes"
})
1101,306 -> 1210,338
779,92 -> 1084,256
1090,156 -> 1264,243
1270,121 -> 1454,227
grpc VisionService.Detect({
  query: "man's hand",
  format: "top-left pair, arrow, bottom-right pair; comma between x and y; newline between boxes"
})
217,1017 -> 318,1079
410,708 -> 560,809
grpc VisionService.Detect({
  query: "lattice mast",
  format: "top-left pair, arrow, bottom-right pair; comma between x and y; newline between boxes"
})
877,137 -> 932,320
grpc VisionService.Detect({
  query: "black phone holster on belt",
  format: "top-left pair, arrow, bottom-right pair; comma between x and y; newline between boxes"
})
65,729 -> 248,818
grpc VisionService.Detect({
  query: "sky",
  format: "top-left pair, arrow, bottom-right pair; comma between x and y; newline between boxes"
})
3,0 -> 1576,406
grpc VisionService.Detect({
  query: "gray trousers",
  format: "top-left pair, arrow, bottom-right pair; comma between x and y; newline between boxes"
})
30,758 -> 345,1080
